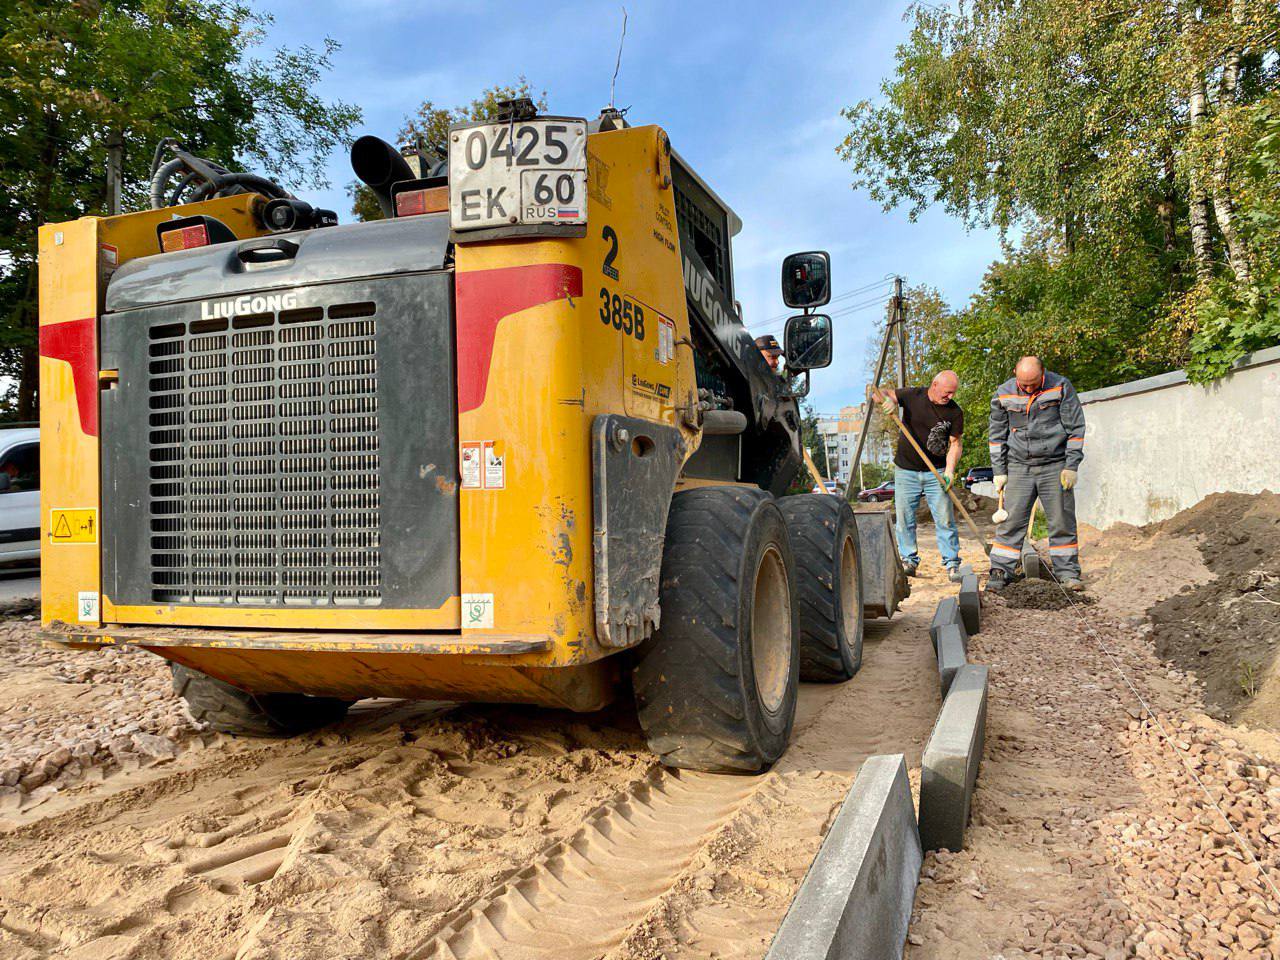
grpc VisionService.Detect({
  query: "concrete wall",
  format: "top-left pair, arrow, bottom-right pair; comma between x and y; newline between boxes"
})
1076,345 -> 1280,529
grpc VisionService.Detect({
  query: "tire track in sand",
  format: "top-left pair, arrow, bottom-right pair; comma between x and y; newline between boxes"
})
405,771 -> 757,960
406,611 -> 941,960
609,615 -> 941,960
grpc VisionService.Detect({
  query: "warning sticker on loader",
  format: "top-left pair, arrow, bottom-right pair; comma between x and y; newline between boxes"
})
460,442 -> 505,490
460,442 -> 482,489
461,593 -> 494,630
50,508 -> 98,545
483,442 -> 505,490
77,591 -> 99,623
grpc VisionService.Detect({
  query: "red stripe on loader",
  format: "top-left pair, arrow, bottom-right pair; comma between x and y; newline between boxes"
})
455,264 -> 584,414
39,317 -> 98,436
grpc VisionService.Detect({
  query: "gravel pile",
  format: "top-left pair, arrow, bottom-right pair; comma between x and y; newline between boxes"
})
0,618 -> 207,815
1099,713 -> 1280,958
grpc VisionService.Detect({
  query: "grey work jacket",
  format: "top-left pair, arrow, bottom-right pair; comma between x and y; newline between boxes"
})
988,371 -> 1086,472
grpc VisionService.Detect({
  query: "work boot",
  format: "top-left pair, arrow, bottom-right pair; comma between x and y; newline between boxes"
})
947,566 -> 964,584
903,561 -> 919,578
987,572 -> 1010,591
1061,578 -> 1085,592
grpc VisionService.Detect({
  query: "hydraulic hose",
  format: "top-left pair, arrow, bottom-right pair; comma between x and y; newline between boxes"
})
147,142 -> 293,210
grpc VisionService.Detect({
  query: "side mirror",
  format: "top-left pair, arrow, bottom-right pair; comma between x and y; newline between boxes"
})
781,251 -> 831,308
784,313 -> 833,371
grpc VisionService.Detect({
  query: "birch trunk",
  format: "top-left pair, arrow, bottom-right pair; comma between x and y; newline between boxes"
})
1209,0 -> 1253,286
1187,69 -> 1214,283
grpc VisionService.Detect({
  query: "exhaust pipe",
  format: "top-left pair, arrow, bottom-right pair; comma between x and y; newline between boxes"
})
351,135 -> 416,218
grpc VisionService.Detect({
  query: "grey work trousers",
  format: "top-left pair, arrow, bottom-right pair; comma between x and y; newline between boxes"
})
989,459 -> 1081,581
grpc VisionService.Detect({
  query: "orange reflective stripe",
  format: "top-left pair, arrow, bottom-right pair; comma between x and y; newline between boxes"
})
1029,386 -> 1061,410
990,543 -> 1021,556
1049,543 -> 1079,551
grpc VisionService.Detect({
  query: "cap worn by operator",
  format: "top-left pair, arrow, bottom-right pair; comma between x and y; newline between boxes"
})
754,334 -> 783,374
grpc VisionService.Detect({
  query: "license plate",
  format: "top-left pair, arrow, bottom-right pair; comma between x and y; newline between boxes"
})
449,117 -> 588,232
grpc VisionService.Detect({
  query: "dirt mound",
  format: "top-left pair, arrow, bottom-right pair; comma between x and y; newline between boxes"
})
996,578 -> 1095,611
1079,519 -> 1214,623
1146,492 -> 1280,725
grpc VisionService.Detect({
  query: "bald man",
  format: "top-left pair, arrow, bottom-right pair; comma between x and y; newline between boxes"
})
987,356 -> 1087,590
872,371 -> 965,581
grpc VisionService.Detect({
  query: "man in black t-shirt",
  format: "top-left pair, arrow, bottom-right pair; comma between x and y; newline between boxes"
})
871,371 -> 965,581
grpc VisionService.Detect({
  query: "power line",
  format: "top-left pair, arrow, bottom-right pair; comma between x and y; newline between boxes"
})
754,277 -> 894,328
751,292 -> 893,335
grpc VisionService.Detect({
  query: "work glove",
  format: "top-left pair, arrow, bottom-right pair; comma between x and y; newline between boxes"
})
1060,468 -> 1077,490
993,474 -> 1008,493
879,397 -> 897,420
942,470 -> 955,491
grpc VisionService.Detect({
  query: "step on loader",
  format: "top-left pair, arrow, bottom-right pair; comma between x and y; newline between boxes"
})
39,101 -> 887,772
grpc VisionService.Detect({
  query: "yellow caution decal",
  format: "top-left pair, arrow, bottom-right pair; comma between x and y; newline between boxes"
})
49,508 -> 97,545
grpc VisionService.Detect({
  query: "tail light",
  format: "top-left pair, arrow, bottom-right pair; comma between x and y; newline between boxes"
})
157,215 -> 235,253
391,179 -> 448,218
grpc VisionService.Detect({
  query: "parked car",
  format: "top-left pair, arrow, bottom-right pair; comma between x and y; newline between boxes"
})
810,480 -> 841,495
0,427 -> 39,563
964,466 -> 994,489
857,481 -> 894,503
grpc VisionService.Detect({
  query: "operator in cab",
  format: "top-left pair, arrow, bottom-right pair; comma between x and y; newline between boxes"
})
755,334 -> 784,375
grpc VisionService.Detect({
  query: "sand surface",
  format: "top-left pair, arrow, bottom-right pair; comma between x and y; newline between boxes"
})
5,494 -> 1280,959
0,568 -> 947,960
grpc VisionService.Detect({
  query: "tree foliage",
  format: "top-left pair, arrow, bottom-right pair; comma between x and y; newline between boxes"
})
350,78 -> 547,221
840,0 -> 1280,401
0,0 -> 360,418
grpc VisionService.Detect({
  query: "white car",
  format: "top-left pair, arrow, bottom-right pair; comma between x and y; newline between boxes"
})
0,427 -> 39,563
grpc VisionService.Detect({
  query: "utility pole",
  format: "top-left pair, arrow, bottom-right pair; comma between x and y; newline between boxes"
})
894,276 -> 907,388
843,276 -> 906,502
106,131 -> 123,216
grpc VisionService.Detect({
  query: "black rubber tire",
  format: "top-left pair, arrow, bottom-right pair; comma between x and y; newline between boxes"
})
171,663 -> 352,737
779,494 -> 864,682
632,486 -> 800,773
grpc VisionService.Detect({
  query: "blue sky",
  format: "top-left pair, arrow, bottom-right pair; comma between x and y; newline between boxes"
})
263,0 -> 1003,415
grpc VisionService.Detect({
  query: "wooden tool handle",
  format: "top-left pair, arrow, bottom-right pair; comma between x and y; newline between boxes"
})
880,404 -> 991,556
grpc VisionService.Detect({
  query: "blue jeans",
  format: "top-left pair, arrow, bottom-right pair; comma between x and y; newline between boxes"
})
893,466 -> 961,569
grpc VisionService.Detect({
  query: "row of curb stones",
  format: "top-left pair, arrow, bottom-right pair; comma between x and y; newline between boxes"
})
921,563 -> 989,852
765,566 -> 991,960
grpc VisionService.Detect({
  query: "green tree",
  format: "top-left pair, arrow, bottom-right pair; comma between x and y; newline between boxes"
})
350,78 -> 547,221
1186,93 -> 1280,379
839,0 -> 1280,389
0,0 -> 360,418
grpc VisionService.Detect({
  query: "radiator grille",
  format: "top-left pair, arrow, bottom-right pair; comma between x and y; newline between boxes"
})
146,303 -> 381,606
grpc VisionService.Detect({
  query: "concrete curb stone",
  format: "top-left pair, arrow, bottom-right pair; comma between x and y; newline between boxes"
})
919,663 -> 990,852
935,623 -> 967,696
1021,546 -> 1048,580
765,754 -> 922,960
958,573 -> 981,635
929,596 -> 968,655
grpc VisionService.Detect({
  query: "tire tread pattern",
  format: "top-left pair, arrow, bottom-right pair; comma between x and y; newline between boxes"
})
633,487 -> 787,773
779,494 -> 863,682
